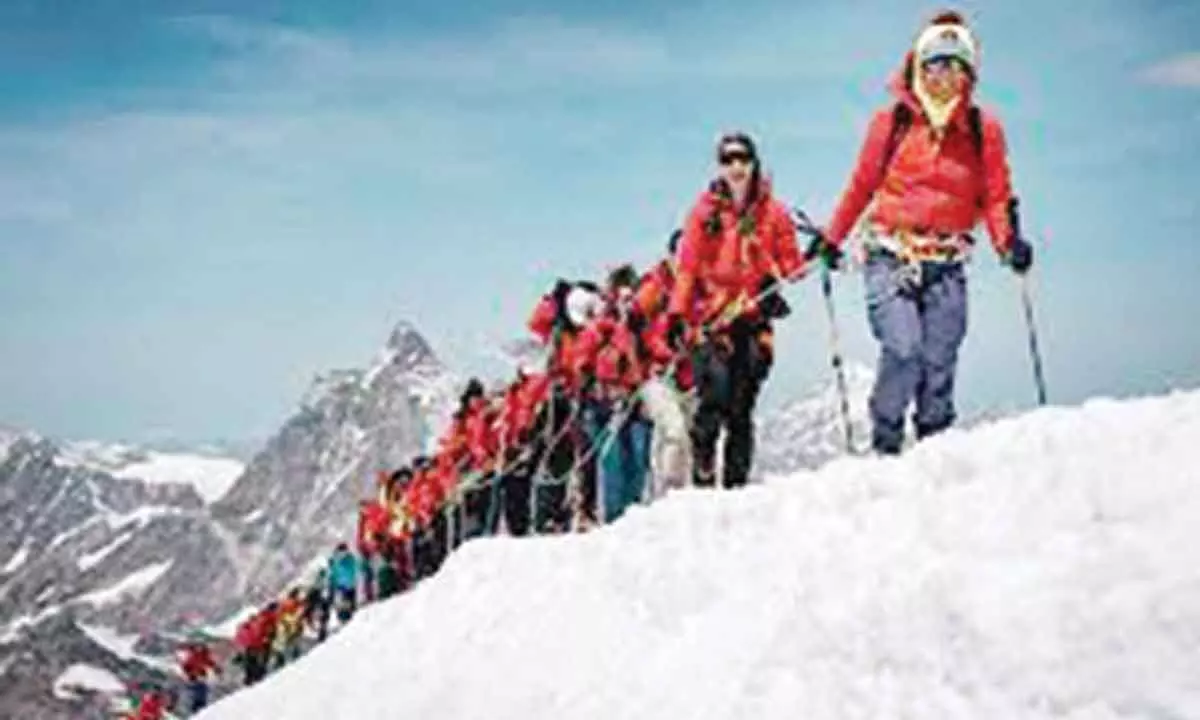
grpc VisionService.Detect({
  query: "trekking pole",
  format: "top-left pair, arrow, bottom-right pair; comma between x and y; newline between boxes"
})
1018,273 -> 1048,406
793,207 -> 854,453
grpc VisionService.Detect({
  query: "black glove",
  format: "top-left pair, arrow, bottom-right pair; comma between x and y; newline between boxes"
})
804,231 -> 844,271
1007,235 -> 1033,274
757,277 -> 791,320
1004,196 -> 1033,274
666,314 -> 687,351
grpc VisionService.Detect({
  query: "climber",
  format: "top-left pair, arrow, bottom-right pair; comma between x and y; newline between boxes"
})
666,131 -> 805,488
326,543 -> 360,624
573,264 -> 654,524
178,633 -> 219,713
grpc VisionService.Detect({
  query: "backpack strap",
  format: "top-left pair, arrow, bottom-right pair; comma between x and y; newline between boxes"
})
881,101 -> 984,172
880,102 -> 914,176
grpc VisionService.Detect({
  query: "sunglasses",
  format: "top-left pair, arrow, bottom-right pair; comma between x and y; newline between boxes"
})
921,56 -> 968,74
718,149 -> 755,166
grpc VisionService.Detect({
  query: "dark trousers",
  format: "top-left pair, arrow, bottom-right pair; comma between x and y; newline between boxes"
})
690,319 -> 771,488
530,391 -> 576,532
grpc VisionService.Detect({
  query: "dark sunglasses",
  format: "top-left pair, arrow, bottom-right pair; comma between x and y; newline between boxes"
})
718,149 -> 755,166
921,56 -> 968,74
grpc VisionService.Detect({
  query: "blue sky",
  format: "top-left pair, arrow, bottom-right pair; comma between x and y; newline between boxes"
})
1,0 -> 1197,447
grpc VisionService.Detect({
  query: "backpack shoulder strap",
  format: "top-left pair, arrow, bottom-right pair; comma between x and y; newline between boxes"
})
967,105 -> 984,160
880,102 -> 914,175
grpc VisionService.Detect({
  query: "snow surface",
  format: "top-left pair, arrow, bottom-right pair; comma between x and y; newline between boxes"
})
1,542 -> 29,574
77,623 -> 142,660
201,389 -> 1200,720
77,531 -> 137,571
53,663 -> 125,698
111,452 -> 244,503
76,561 -> 173,607
57,439 -> 244,504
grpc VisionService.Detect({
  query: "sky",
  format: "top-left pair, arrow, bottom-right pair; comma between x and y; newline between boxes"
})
0,0 -> 1197,448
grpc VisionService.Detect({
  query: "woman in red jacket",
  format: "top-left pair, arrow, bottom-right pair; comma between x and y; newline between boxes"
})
815,10 -> 1034,454
572,264 -> 654,524
667,132 -> 805,489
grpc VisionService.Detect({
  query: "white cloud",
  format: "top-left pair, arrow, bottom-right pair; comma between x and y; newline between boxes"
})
1139,52 -> 1200,87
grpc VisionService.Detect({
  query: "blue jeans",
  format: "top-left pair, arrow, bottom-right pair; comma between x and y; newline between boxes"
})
583,400 -> 652,523
188,681 -> 209,712
864,252 -> 968,453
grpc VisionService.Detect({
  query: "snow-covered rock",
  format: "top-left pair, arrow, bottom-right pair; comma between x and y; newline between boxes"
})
201,387 -> 1200,720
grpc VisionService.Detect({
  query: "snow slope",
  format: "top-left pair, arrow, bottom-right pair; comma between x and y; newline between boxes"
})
200,389 -> 1200,720
57,441 -> 245,503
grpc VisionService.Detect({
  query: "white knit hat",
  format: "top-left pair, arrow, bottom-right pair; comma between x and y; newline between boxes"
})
915,22 -> 978,71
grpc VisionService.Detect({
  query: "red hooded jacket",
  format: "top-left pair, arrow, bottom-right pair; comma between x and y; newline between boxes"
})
668,177 -> 804,331
825,54 -> 1014,253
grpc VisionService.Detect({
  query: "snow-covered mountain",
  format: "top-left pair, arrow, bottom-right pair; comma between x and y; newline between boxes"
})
199,386 -> 1200,720
0,320 -> 458,719
209,320 -> 459,601
756,362 -> 876,474
55,440 -> 245,504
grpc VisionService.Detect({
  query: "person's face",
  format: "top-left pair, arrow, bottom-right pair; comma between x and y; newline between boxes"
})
920,57 -> 968,102
717,142 -> 755,190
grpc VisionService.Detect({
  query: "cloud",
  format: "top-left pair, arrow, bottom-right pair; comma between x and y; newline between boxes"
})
1139,52 -> 1200,87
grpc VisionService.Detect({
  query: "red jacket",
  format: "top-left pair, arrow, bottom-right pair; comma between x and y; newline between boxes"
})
130,692 -> 167,720
572,314 -> 646,393
180,644 -> 217,682
251,608 -> 276,651
434,453 -> 460,498
825,55 -> 1014,253
233,620 -> 254,652
527,292 -> 588,392
357,500 -> 390,554
499,373 -> 549,447
405,468 -> 440,526
668,177 -> 803,330
466,397 -> 501,471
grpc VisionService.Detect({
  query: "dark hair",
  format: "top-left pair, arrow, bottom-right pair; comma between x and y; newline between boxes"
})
607,263 -> 638,291
667,229 -> 682,255
715,131 -> 764,207
716,131 -> 758,161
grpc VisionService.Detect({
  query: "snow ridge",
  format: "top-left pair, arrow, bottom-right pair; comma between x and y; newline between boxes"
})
201,387 -> 1200,720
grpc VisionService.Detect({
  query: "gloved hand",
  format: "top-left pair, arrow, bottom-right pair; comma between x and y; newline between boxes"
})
666,314 -> 687,351
804,230 -> 844,271
1006,235 -> 1033,274
757,277 -> 791,320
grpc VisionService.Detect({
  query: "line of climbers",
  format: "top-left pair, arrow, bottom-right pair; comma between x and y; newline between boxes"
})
114,11 -> 1035,716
